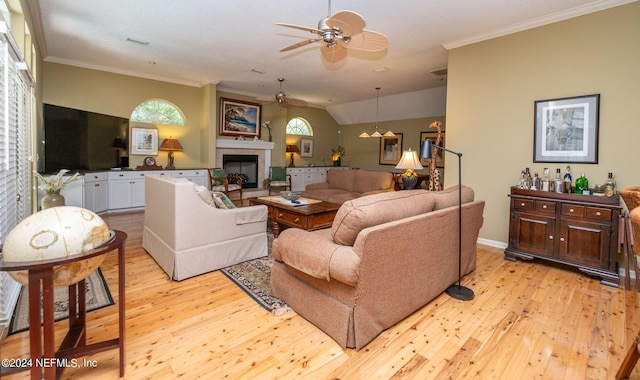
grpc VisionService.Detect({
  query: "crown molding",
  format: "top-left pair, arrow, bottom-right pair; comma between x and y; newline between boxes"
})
442,0 -> 637,50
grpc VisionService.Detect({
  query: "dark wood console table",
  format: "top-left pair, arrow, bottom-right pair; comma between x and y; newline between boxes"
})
0,230 -> 127,379
505,187 -> 621,286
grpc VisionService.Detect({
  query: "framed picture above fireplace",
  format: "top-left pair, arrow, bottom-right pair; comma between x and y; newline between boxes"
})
220,98 -> 262,138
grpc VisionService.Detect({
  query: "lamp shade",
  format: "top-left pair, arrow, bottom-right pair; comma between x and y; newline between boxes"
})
420,139 -> 433,159
395,148 -> 424,170
159,138 -> 183,151
286,144 -> 300,154
111,137 -> 126,150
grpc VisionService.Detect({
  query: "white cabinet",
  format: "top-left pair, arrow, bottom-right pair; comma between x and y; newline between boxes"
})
84,172 -> 108,213
108,171 -> 151,210
287,167 -> 349,192
170,169 -> 207,187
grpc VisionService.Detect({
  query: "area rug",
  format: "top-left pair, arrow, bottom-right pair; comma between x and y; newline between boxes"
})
8,268 -> 114,335
220,230 -> 290,315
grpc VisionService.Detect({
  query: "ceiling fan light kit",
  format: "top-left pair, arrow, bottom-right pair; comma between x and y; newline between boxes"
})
277,1 -> 388,63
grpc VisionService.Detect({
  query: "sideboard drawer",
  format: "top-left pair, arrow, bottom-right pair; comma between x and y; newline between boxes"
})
535,201 -> 556,214
514,199 -> 534,210
586,207 -> 612,221
561,204 -> 585,217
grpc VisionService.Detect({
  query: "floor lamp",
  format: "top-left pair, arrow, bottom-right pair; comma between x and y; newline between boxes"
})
420,140 -> 474,301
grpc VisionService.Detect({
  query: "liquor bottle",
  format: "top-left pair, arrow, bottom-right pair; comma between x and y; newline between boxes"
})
604,172 -> 616,197
563,166 -> 572,193
541,168 -> 550,191
524,167 -> 532,189
531,172 -> 539,190
575,173 -> 589,194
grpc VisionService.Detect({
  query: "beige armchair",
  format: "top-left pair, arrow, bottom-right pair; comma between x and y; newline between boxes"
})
142,174 -> 268,281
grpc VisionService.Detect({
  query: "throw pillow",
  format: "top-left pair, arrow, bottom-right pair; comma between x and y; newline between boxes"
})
211,194 -> 229,209
195,185 -> 214,205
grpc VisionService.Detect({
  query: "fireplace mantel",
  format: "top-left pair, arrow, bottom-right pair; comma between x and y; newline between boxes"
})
216,139 -> 275,150
215,139 -> 275,197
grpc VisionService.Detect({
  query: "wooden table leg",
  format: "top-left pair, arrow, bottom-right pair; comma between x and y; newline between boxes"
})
118,236 -> 126,378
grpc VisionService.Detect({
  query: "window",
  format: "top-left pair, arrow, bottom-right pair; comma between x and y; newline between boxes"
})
285,117 -> 313,136
0,18 -> 34,332
131,99 -> 186,125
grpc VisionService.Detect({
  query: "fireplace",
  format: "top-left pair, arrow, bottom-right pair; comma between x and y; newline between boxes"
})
223,154 -> 258,189
215,139 -> 275,196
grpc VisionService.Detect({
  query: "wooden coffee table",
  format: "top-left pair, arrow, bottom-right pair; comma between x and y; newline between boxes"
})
249,196 -> 341,237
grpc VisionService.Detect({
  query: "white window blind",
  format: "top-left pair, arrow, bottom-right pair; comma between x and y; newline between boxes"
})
0,20 -> 34,334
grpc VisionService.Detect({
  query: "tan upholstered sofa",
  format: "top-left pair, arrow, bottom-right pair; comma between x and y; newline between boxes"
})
270,186 -> 485,350
301,169 -> 395,204
142,175 -> 268,281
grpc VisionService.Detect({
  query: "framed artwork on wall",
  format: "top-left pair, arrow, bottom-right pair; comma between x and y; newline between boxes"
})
130,126 -> 158,155
534,94 -> 600,163
300,138 -> 313,157
420,131 -> 445,167
379,133 -> 403,165
220,98 -> 262,138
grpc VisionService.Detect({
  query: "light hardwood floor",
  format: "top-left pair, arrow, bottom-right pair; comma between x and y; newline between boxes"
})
2,211 -> 640,379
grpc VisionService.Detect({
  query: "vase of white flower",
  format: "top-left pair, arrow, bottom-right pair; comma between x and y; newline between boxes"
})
42,191 -> 65,209
35,169 -> 80,209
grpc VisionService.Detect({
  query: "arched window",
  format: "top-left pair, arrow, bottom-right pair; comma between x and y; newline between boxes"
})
131,99 -> 186,125
285,117 -> 313,136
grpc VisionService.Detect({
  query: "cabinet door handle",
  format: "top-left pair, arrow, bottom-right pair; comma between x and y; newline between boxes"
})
560,237 -> 565,242
520,202 -> 526,206
596,211 -> 601,216
294,217 -> 300,223
542,205 -> 547,209
549,236 -> 553,240
278,213 -> 283,218
569,208 -> 574,213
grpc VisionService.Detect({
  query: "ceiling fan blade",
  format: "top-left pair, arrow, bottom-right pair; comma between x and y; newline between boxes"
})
276,23 -> 322,34
327,11 -> 365,34
320,43 -> 347,63
342,29 -> 388,51
280,38 -> 320,52
285,98 -> 308,107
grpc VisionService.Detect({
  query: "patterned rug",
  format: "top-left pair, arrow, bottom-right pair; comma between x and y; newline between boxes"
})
8,268 -> 114,335
219,229 -> 290,315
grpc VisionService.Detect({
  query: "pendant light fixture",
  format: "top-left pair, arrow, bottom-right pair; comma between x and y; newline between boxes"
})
359,87 -> 395,138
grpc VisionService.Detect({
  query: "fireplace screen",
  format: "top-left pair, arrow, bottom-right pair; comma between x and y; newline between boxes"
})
222,154 -> 259,189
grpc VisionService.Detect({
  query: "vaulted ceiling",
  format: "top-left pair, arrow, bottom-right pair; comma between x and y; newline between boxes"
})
29,0 -> 631,109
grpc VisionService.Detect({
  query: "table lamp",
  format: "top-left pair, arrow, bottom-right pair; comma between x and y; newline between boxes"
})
395,148 -> 423,190
286,144 -> 300,167
159,137 -> 183,170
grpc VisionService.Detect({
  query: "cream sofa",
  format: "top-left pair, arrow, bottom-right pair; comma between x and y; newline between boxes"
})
270,186 -> 485,350
142,175 -> 268,281
301,169 -> 394,204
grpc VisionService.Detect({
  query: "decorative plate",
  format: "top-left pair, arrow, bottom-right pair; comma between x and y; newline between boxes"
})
144,156 -> 156,166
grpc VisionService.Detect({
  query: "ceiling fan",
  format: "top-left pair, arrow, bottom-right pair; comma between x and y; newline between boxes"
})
259,78 -> 308,107
277,0 -> 388,63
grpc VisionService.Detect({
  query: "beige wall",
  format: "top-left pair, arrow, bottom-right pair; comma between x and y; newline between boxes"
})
42,62 -> 211,169
40,68 -> 343,171
447,2 -> 640,244
340,117 -> 446,172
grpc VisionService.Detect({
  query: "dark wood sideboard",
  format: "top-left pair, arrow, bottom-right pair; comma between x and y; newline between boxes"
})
505,187 -> 622,286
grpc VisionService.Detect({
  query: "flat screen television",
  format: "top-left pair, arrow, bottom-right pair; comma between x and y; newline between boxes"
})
43,104 -> 129,173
